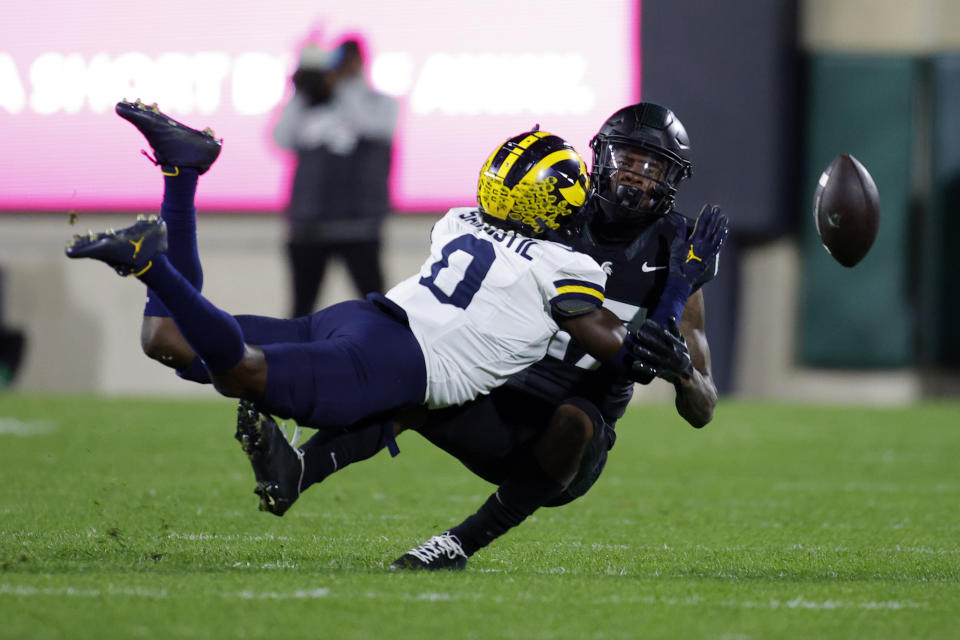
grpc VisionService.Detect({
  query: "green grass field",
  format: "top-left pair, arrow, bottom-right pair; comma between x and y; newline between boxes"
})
1,394 -> 958,639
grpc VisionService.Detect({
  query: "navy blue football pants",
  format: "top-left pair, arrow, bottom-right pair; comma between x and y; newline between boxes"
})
177,293 -> 426,430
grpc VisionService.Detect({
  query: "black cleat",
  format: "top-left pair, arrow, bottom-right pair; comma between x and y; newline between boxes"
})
235,400 -> 305,517
64,215 -> 167,277
390,532 -> 469,570
116,99 -> 222,175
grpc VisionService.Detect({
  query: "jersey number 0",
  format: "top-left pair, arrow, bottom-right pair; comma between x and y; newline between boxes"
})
419,235 -> 496,310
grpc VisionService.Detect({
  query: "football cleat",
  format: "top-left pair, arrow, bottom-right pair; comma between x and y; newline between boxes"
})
234,400 -> 305,517
64,215 -> 167,277
390,532 -> 469,571
116,99 -> 222,175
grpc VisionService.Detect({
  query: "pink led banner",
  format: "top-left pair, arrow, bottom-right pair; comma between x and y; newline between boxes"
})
0,1 -> 639,212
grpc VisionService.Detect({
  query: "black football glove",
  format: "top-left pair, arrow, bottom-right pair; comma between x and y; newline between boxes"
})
669,204 -> 729,287
621,317 -> 693,383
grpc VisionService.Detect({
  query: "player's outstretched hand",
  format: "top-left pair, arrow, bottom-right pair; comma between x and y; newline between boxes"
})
670,204 -> 729,286
624,317 -> 693,383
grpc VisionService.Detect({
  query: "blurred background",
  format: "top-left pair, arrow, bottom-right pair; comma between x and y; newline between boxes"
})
0,0 -> 957,402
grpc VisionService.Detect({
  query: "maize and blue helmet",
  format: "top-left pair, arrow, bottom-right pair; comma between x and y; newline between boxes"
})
477,129 -> 590,236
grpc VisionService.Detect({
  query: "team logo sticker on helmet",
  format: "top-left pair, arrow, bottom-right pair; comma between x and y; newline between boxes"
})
477,129 -> 589,235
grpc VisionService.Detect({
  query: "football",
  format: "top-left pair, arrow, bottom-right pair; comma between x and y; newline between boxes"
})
812,153 -> 880,267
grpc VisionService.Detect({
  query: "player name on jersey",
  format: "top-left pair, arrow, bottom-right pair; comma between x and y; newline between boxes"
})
455,209 -> 538,261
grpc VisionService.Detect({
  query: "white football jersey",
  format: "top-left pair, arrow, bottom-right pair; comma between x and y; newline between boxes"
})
386,207 -> 607,408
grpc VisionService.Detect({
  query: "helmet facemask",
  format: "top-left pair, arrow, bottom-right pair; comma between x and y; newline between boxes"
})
591,138 -> 691,235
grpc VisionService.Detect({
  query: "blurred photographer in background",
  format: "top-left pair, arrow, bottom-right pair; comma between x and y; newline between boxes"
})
273,38 -> 399,317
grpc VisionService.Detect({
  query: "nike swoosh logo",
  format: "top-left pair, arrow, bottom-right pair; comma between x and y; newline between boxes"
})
641,262 -> 666,273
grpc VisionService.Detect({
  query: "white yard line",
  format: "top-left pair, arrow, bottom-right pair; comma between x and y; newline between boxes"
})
0,582 -> 931,611
0,418 -> 54,436
0,583 -> 329,600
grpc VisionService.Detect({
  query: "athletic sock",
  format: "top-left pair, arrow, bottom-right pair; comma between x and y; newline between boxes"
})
299,421 -> 393,488
137,255 -> 244,373
145,167 -> 203,316
448,458 -> 565,556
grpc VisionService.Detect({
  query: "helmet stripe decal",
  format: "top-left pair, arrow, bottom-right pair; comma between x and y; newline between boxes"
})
501,135 -> 565,188
490,131 -> 550,181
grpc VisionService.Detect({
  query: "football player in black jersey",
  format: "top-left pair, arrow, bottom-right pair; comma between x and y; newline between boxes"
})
239,102 -> 728,570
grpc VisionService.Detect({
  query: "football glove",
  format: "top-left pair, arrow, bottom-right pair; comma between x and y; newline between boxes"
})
651,204 -> 729,326
670,204 -> 729,287
617,317 -> 693,383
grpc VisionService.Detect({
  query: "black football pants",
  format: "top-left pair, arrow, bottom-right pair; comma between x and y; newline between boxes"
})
287,239 -> 385,318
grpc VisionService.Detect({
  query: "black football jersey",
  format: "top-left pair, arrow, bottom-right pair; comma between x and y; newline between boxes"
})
503,209 -> 717,420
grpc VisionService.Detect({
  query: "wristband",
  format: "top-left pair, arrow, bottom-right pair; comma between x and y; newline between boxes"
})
650,275 -> 692,327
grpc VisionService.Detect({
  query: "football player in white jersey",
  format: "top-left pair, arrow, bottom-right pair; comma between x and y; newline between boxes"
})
65,104 -> 725,511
